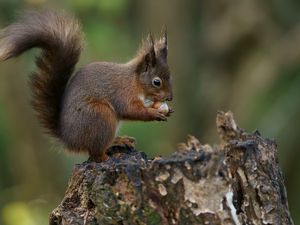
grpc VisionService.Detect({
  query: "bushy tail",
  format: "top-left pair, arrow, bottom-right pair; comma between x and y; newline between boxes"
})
0,10 -> 83,137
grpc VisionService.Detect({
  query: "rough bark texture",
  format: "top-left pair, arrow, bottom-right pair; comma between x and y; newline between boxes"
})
49,112 -> 294,225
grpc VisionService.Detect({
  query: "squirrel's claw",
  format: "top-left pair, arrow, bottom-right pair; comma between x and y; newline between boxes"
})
112,136 -> 136,149
156,112 -> 168,121
165,107 -> 174,117
166,107 -> 174,117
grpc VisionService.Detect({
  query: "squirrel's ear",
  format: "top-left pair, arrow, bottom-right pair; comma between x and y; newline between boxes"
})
156,26 -> 168,61
145,32 -> 156,67
136,33 -> 156,73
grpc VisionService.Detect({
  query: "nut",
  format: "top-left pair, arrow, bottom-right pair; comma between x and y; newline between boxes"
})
153,102 -> 169,114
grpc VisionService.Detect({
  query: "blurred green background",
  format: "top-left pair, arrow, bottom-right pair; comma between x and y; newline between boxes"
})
0,0 -> 299,224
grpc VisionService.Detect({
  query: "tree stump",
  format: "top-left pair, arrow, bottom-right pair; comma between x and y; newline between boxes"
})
49,111 -> 294,225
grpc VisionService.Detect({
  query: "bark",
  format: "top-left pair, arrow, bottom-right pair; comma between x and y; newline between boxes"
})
49,111 -> 293,225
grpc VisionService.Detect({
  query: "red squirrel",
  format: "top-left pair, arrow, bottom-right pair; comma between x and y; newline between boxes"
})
0,10 -> 173,161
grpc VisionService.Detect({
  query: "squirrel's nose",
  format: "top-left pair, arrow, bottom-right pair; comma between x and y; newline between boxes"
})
166,93 -> 173,101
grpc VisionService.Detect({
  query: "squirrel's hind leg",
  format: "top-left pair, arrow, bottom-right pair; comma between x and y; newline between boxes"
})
61,98 -> 118,162
111,136 -> 136,149
88,152 -> 109,162
85,99 -> 119,162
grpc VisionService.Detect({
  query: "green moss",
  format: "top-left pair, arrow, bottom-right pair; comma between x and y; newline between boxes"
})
117,201 -> 162,225
178,208 -> 204,225
90,182 -> 122,224
141,204 -> 162,225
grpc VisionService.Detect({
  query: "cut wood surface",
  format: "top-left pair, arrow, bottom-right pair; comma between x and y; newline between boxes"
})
49,111 -> 294,225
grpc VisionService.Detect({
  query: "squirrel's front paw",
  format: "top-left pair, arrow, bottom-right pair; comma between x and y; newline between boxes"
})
147,108 -> 167,121
153,109 -> 167,121
156,113 -> 167,121
112,136 -> 136,149
152,102 -> 174,118
166,107 -> 174,117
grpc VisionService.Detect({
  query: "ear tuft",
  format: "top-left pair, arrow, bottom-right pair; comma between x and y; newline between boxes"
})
136,32 -> 156,73
156,26 -> 168,61
146,32 -> 156,67
147,32 -> 155,48
161,25 -> 168,46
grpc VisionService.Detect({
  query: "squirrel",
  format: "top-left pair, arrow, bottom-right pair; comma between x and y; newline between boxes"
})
0,10 -> 173,162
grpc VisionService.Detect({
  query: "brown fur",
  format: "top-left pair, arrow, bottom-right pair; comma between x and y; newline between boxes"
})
0,10 -> 173,161
0,10 -> 83,137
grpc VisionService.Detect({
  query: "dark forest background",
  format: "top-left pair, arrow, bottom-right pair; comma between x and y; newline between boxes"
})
0,0 -> 299,224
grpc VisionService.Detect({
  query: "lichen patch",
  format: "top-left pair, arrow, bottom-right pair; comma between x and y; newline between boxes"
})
225,191 -> 241,225
183,176 -> 229,216
171,168 -> 183,184
155,171 -> 170,182
158,183 -> 167,196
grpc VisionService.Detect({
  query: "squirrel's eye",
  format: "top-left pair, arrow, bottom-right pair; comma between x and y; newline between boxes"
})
152,77 -> 162,88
